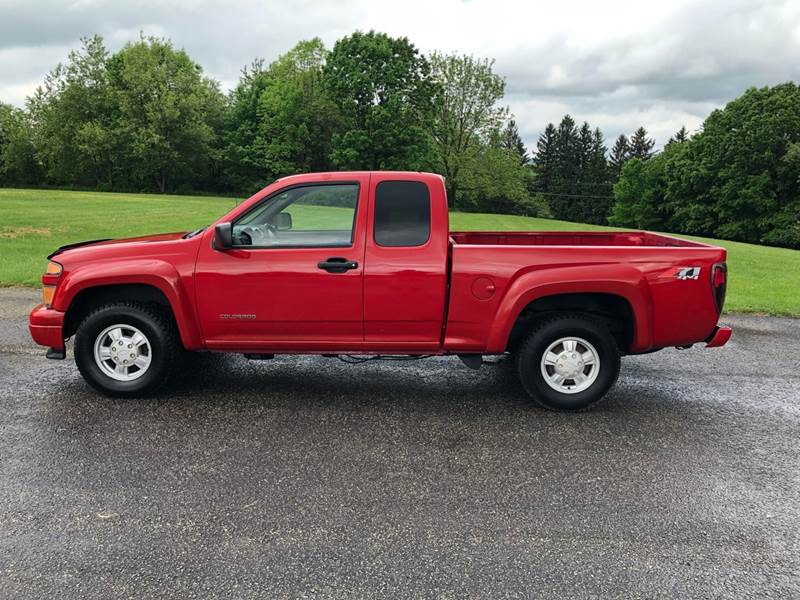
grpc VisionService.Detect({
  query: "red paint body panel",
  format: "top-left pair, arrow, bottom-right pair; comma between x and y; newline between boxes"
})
363,172 -> 450,344
194,173 -> 370,349
47,233 -> 205,349
30,171 -> 730,356
445,239 -> 725,353
29,304 -> 66,349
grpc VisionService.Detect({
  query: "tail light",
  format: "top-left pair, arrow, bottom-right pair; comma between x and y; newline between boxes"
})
42,261 -> 62,307
711,262 -> 727,313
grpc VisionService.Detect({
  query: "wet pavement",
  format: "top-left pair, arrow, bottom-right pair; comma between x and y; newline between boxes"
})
0,288 -> 798,598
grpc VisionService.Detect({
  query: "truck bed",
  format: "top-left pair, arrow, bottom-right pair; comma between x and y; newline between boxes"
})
450,231 -> 708,248
444,229 -> 727,355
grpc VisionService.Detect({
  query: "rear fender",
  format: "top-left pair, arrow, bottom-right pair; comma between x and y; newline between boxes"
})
53,259 -> 202,349
485,264 -> 653,353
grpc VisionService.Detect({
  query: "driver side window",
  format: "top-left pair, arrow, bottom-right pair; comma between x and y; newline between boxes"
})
233,183 -> 359,248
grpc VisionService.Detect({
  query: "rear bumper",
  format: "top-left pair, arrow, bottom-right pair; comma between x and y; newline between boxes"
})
705,325 -> 732,348
29,304 -> 65,350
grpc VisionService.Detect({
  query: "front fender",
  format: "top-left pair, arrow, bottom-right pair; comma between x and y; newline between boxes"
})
484,264 -> 654,353
53,259 -> 203,349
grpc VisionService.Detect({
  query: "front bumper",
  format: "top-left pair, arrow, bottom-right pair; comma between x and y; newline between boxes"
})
705,325 -> 732,348
29,304 -> 65,350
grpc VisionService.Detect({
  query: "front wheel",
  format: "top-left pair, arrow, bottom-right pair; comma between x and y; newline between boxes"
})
516,314 -> 621,411
74,302 -> 180,398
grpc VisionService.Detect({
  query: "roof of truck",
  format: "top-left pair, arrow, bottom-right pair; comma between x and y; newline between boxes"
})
275,171 -> 444,184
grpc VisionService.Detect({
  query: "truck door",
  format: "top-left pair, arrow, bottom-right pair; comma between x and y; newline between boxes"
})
194,176 -> 368,350
363,174 -> 450,350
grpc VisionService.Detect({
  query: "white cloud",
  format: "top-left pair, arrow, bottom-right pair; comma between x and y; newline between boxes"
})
0,0 -> 798,150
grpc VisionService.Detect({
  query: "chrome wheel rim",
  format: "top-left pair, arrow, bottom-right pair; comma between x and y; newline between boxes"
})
93,324 -> 152,382
540,336 -> 600,394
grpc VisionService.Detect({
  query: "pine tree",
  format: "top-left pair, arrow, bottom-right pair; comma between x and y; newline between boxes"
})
666,125 -> 689,146
629,126 -> 655,160
533,122 -> 557,193
502,118 -> 528,163
578,121 -> 594,173
572,122 -> 601,223
588,127 -> 613,224
534,115 -> 614,223
549,115 -> 580,220
609,134 -> 630,180
568,123 -> 613,224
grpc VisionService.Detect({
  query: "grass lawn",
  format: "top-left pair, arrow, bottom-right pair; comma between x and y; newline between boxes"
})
2,187 -> 798,316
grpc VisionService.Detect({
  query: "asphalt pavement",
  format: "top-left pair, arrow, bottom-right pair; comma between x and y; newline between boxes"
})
0,288 -> 798,598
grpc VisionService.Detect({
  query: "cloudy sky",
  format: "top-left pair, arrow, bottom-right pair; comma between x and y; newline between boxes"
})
1,0 -> 799,150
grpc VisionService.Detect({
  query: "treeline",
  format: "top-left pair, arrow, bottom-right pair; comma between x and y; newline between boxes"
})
531,119 -> 658,225
610,83 -> 800,248
537,85 -> 800,248
0,31 -> 654,221
0,32 -> 536,216
0,32 -> 798,248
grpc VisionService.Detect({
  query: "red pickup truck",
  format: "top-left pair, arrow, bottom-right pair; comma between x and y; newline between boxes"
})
29,171 -> 731,410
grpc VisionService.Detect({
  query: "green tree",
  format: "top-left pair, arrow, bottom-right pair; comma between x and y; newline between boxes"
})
586,127 -> 614,223
0,102 -> 40,185
609,134 -> 630,180
532,116 -> 612,224
27,35 -> 115,187
502,118 -> 528,164
666,125 -> 689,146
459,129 -> 546,217
427,51 -> 507,209
257,38 -> 341,179
611,83 -> 800,248
546,114 -> 581,220
563,121 -> 612,224
609,151 -> 674,229
106,35 -> 225,192
533,123 -> 557,194
222,39 -> 342,194
220,59 -> 272,193
577,121 -> 594,172
323,31 -> 437,171
629,126 -> 655,160
670,83 -> 800,245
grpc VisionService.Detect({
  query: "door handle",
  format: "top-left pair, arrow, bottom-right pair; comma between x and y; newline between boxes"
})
317,257 -> 359,273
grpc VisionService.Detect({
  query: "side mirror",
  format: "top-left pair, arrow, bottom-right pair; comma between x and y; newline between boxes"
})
214,222 -> 233,250
274,212 -> 293,231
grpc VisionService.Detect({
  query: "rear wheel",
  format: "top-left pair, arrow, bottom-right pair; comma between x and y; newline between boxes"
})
74,302 -> 180,398
516,314 -> 620,411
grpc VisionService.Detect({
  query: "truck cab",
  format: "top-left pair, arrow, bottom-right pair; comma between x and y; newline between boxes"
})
29,171 -> 731,411
195,171 -> 451,352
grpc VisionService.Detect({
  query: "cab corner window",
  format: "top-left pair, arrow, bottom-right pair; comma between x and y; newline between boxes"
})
374,181 -> 431,247
232,183 -> 358,248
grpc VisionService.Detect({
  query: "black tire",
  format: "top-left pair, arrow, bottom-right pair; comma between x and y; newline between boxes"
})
516,314 -> 620,411
74,302 -> 180,398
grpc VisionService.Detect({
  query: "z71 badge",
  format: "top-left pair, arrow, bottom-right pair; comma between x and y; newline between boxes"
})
676,267 -> 701,280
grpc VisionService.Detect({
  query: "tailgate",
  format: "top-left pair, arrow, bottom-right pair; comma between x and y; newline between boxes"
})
647,250 -> 727,347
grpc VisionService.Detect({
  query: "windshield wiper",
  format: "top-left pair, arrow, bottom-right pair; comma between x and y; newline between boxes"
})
183,227 -> 207,239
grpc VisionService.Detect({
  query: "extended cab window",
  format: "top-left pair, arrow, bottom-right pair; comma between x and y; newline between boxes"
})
233,184 -> 358,248
374,181 -> 431,247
